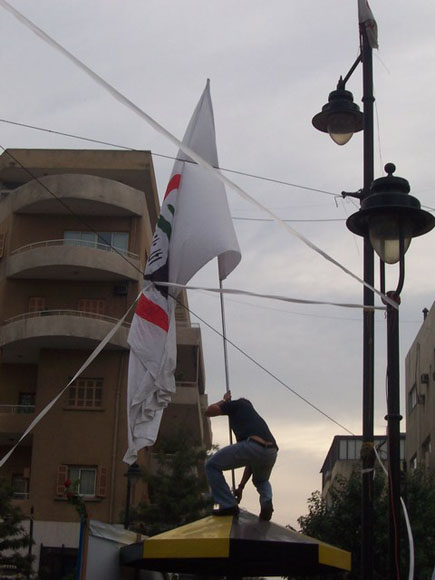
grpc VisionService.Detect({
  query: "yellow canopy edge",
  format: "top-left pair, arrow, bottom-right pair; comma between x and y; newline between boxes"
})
318,543 -> 351,571
143,515 -> 232,559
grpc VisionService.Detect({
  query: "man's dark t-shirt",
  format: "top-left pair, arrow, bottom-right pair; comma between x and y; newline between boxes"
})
219,398 -> 276,446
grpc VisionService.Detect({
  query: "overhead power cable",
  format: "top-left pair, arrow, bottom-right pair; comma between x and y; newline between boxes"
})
0,118 -> 338,198
3,117 -> 434,215
181,297 -> 356,436
234,216 -> 345,223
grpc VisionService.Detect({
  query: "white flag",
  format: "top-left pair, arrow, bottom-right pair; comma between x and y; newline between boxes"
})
358,0 -> 378,49
124,81 -> 241,464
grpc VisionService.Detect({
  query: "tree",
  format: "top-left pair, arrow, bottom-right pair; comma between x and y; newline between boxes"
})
131,431 -> 213,536
402,468 -> 435,576
295,467 -> 435,580
0,479 -> 34,577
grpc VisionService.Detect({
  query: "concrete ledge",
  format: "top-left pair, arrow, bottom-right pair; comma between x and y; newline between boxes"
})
10,173 -> 146,216
0,312 -> 129,350
6,243 -> 142,281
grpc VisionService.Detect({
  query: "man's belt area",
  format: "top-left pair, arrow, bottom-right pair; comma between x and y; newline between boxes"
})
247,436 -> 278,450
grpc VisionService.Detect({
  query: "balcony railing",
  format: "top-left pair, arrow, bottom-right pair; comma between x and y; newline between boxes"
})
176,381 -> 199,388
2,309 -> 132,328
10,239 -> 139,261
0,405 -> 35,414
12,492 -> 30,500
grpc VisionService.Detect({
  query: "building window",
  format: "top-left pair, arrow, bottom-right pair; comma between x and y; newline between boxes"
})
28,296 -> 45,312
64,231 -> 129,253
67,467 -> 96,497
18,392 -> 35,414
11,474 -> 29,499
56,465 -> 107,498
338,438 -> 363,460
97,231 -> 129,252
77,299 -> 106,315
409,454 -> 418,470
67,378 -> 103,409
408,384 -> 417,413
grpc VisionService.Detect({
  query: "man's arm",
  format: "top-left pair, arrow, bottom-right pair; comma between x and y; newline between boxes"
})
205,390 -> 231,417
234,466 -> 252,503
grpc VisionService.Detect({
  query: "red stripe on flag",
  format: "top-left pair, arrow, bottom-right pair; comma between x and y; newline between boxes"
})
135,293 -> 169,332
163,174 -> 181,200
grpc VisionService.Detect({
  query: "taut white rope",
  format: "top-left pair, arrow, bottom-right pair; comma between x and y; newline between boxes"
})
0,0 -> 397,310
0,295 -> 140,468
156,281 -> 387,311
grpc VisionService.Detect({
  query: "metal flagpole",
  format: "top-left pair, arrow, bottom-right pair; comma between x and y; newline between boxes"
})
219,277 -> 236,491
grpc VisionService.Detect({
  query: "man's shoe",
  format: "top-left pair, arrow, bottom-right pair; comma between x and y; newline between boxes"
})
259,500 -> 273,521
212,506 -> 240,517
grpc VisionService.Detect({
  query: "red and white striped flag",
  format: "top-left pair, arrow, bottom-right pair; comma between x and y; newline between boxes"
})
358,0 -> 378,49
124,81 -> 241,464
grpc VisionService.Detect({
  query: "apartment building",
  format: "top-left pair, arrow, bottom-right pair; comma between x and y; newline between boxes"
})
405,303 -> 435,472
0,149 -> 211,576
321,434 -> 406,501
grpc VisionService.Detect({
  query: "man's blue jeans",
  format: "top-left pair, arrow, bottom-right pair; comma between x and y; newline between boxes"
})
206,439 -> 277,509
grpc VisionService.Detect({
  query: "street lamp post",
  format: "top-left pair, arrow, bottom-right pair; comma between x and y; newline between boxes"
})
347,163 -> 435,579
124,462 -> 141,530
312,26 -> 375,580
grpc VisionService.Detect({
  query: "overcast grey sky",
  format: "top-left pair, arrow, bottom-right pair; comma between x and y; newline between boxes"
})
0,0 -> 434,528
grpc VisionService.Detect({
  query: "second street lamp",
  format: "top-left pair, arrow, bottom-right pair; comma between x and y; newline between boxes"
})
346,163 -> 435,579
347,163 -> 435,263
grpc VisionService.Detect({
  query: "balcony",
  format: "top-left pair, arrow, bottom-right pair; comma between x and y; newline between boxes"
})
0,310 -> 130,363
6,239 -> 142,281
158,383 -> 212,448
176,335 -> 205,395
0,404 -> 35,433
9,173 -> 146,216
176,323 -> 202,346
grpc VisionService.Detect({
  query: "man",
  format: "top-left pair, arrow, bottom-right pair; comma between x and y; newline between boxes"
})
205,391 -> 278,520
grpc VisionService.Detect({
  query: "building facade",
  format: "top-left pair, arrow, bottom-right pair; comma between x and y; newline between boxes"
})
405,303 -> 435,472
321,434 -> 405,501
0,149 -> 211,576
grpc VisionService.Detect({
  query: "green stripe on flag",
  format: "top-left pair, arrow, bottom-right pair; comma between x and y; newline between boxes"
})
158,214 -> 172,239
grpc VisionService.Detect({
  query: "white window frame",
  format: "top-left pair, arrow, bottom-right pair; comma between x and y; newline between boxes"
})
68,466 -> 97,497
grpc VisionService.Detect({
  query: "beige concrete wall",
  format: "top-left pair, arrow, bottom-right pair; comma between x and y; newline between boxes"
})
0,364 -> 38,403
405,302 -> 435,471
30,350 -> 125,522
0,149 -> 160,230
0,150 -> 209,559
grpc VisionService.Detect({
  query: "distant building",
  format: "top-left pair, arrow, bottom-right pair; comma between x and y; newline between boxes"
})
405,302 -> 435,472
321,434 -> 405,501
0,149 -> 211,577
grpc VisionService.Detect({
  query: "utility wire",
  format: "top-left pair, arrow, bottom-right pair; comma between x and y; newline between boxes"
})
0,146 -> 355,436
0,118 -> 338,198
6,117 -> 432,219
183,299 -> 356,436
234,216 -> 345,223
